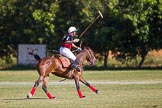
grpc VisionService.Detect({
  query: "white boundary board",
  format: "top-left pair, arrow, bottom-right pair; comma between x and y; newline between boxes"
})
18,44 -> 46,65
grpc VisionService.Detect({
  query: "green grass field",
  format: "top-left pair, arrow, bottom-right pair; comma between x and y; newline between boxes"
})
0,70 -> 162,108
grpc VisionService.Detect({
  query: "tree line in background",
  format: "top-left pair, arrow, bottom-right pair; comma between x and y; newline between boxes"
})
0,0 -> 162,67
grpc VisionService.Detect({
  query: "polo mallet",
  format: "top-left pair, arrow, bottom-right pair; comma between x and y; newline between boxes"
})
79,10 -> 103,38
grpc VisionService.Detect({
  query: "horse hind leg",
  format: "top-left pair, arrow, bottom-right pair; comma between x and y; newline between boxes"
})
79,76 -> 99,94
42,76 -> 55,99
27,76 -> 43,98
74,76 -> 85,98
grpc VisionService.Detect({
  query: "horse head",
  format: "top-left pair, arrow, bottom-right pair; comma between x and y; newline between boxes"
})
82,47 -> 96,66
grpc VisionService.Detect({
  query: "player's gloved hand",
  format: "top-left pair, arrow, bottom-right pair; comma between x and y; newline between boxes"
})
73,39 -> 80,43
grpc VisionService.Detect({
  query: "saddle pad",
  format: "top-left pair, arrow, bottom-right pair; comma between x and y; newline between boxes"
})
58,56 -> 71,68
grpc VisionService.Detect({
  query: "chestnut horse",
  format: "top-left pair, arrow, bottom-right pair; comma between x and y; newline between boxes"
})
27,47 -> 99,99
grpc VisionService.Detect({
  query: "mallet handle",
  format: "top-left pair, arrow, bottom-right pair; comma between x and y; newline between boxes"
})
79,15 -> 100,38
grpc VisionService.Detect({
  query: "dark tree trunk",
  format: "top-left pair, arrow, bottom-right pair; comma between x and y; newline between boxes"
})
138,49 -> 147,68
138,55 -> 145,68
103,51 -> 108,68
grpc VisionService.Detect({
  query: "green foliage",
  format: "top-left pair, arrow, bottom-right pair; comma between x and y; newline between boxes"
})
109,0 -> 162,67
32,2 -> 58,33
0,0 -> 59,62
0,0 -> 162,68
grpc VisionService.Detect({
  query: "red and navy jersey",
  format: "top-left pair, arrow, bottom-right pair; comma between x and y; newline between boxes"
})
61,34 -> 73,50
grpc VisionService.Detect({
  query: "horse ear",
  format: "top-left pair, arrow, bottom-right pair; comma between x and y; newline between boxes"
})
79,40 -> 82,48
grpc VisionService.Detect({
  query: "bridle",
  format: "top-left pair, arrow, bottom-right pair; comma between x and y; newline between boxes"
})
84,47 -> 96,65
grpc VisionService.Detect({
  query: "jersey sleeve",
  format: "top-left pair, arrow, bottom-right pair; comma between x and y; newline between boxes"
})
62,35 -> 73,42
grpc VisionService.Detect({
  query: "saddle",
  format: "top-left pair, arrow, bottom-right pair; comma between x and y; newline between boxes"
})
55,54 -> 71,68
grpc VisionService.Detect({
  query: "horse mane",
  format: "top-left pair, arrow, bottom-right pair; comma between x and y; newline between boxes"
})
76,47 -> 92,59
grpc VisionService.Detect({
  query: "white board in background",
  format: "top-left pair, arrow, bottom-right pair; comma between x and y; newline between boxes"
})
18,44 -> 46,65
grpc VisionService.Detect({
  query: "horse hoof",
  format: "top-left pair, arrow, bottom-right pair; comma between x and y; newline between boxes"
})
27,92 -> 32,99
95,90 -> 99,94
49,97 -> 55,99
80,96 -> 86,98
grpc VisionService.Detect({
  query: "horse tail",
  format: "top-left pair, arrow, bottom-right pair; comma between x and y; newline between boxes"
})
29,52 -> 41,61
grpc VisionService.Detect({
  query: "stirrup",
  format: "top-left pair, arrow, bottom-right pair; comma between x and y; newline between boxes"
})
69,64 -> 80,72
75,66 -> 80,72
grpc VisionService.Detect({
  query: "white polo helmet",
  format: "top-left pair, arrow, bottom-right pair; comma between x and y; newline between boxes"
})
68,26 -> 78,33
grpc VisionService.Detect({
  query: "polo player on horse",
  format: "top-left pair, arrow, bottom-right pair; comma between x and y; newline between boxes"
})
59,26 -> 82,72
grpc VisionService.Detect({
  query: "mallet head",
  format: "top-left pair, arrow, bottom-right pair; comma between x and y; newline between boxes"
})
98,11 -> 103,18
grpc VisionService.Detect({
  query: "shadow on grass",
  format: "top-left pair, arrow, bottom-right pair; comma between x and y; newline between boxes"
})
1,64 -> 162,71
2,97 -> 48,100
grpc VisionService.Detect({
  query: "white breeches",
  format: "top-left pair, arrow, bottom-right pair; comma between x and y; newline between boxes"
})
59,47 -> 76,61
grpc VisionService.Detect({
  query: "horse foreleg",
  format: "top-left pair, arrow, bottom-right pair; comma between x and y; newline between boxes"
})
74,76 -> 85,98
27,76 -> 43,98
79,76 -> 99,94
42,76 -> 55,99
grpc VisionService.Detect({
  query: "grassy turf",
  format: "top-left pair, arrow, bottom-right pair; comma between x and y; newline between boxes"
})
0,70 -> 162,82
0,70 -> 162,108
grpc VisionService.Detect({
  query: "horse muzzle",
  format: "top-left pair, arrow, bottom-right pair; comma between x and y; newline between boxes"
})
89,60 -> 96,66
